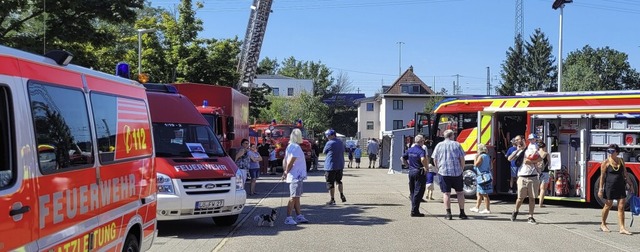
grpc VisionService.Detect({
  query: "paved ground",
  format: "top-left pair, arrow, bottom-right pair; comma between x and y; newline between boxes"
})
150,157 -> 640,252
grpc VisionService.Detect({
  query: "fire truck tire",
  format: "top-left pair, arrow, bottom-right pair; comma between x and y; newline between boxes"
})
122,232 -> 140,252
592,175 -> 638,209
213,214 -> 239,226
462,165 -> 477,199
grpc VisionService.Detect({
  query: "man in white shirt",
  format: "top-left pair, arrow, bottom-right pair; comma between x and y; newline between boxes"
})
511,133 -> 542,225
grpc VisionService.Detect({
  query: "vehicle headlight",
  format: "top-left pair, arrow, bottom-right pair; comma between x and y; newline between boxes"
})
157,173 -> 176,195
236,169 -> 245,190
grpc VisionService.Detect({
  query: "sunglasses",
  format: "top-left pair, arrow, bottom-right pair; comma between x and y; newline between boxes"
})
606,148 -> 616,154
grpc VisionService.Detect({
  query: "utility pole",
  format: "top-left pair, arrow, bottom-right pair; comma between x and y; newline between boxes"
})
553,0 -> 572,92
452,81 -> 456,95
396,41 -> 404,76
486,67 -> 491,95
452,74 -> 461,95
433,76 -> 436,94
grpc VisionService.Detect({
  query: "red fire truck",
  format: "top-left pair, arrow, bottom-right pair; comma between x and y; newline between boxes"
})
174,83 -> 249,156
429,90 -> 639,206
250,120 -> 313,170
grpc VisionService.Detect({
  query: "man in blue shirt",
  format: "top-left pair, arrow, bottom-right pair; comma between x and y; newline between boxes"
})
505,136 -> 522,193
402,134 -> 430,217
323,129 -> 346,205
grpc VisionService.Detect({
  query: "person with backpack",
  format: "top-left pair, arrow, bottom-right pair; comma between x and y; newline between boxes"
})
598,144 -> 633,235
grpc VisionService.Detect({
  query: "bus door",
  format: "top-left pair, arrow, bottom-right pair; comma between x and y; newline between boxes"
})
477,110 -> 499,187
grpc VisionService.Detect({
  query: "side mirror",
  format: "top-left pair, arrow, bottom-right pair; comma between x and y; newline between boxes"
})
216,116 -> 224,136
227,116 -> 235,133
227,132 -> 235,141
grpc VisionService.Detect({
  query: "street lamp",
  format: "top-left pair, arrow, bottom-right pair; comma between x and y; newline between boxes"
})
552,0 -> 572,92
137,28 -> 156,76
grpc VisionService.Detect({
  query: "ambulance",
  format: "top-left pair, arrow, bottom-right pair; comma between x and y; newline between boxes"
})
144,84 -> 246,226
0,46 -> 156,251
430,90 -> 640,206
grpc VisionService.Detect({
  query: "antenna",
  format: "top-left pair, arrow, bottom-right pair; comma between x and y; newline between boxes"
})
43,0 -> 47,54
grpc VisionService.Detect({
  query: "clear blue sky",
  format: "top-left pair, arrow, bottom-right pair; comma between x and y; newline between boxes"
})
152,0 -> 640,97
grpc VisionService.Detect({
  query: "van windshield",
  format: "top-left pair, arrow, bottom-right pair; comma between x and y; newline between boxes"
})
153,123 -> 225,158
267,126 -> 307,139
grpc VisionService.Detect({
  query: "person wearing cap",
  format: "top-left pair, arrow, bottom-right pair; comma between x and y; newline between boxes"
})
511,133 -> 542,225
323,129 -> 347,205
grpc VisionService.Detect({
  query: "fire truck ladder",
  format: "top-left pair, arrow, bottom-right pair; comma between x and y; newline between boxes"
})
236,0 -> 273,89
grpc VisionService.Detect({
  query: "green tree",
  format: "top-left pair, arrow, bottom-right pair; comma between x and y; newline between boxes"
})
241,84 -> 272,122
523,28 -> 556,91
423,96 -> 445,114
0,0 -> 143,53
258,93 -> 329,133
497,35 -> 526,95
257,57 -> 279,75
278,57 -> 334,97
563,45 -> 639,91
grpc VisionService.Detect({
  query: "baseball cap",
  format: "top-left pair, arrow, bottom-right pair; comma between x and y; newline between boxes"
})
528,133 -> 537,140
324,129 -> 336,136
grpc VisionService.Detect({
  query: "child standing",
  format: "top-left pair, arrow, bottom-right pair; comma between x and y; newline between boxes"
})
269,147 -> 277,175
347,147 -> 354,168
354,145 -> 362,168
425,164 -> 437,200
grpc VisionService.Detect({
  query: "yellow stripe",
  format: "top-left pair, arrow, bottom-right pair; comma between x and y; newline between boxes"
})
460,128 -> 478,151
479,115 -> 492,147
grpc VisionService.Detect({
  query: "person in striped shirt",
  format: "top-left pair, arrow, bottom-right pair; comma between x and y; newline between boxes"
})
431,129 -> 468,220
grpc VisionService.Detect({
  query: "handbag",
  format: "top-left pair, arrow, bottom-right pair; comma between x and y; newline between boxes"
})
475,167 -> 492,186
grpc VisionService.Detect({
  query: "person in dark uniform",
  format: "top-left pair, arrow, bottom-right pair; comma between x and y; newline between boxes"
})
401,134 -> 430,217
598,144 -> 633,235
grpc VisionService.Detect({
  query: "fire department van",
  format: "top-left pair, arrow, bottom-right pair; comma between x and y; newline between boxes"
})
0,46 -> 157,251
144,84 -> 246,226
430,90 -> 640,206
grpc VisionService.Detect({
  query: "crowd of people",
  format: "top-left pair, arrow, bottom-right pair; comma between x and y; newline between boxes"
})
234,128 -> 635,234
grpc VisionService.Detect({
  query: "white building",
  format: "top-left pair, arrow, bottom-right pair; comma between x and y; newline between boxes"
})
254,75 -> 313,96
356,66 -> 436,141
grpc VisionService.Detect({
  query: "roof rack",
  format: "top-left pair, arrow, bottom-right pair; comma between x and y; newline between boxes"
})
516,90 -> 640,96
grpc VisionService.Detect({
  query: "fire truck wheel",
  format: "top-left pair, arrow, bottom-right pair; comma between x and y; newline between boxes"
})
462,165 -> 478,199
122,233 -> 140,252
593,175 -> 638,209
213,214 -> 239,226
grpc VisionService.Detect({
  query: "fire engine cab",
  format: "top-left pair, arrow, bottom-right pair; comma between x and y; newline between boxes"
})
250,120 -> 313,170
430,90 -> 640,206
0,46 -> 156,251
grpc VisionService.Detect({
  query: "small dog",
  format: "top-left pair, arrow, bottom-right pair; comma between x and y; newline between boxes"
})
254,209 -> 277,227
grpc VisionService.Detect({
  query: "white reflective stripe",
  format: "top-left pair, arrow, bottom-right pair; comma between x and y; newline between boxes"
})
532,114 -> 588,119
38,217 -> 100,249
144,194 -> 156,203
97,238 -> 120,252
143,219 -> 155,229
98,200 -> 140,223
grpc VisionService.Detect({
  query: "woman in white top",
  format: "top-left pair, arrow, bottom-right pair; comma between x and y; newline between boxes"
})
282,128 -> 309,225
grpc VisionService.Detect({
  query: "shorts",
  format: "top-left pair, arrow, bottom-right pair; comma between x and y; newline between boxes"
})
355,158 -> 361,163
289,180 -> 303,197
517,176 -> 540,199
510,166 -> 518,178
426,172 -> 436,184
369,154 -> 377,161
439,175 -> 463,193
325,170 -> 344,187
539,172 -> 550,183
248,168 -> 260,179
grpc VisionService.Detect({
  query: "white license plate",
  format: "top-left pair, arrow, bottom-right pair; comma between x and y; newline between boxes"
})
195,200 -> 224,209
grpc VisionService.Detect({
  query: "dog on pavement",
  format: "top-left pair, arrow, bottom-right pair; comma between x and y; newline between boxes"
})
254,209 -> 277,227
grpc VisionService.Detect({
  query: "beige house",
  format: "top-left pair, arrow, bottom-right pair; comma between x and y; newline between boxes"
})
356,66 -> 436,143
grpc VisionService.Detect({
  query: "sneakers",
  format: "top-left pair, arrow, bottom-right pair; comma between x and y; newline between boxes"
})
469,207 -> 479,213
295,214 -> 309,223
326,199 -> 336,205
510,211 -> 518,222
340,195 -> 347,203
284,216 -> 297,225
479,209 -> 491,214
527,217 -> 537,225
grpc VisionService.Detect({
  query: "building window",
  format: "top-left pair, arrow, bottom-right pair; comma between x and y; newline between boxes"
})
366,103 -> 374,111
401,84 -> 420,94
366,121 -> 374,130
412,85 -> 420,93
272,88 -> 279,96
287,88 -> 294,96
393,120 -> 404,130
392,100 -> 403,110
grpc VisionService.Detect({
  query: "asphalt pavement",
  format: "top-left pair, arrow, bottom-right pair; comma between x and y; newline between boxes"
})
150,156 -> 640,252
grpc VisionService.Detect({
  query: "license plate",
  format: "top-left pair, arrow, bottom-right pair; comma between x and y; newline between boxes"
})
195,200 -> 224,209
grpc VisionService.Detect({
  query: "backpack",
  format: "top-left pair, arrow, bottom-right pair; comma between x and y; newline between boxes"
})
514,150 -> 526,168
630,194 -> 640,227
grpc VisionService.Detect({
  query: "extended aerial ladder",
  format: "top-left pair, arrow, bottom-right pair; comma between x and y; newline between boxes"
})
236,0 -> 273,89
